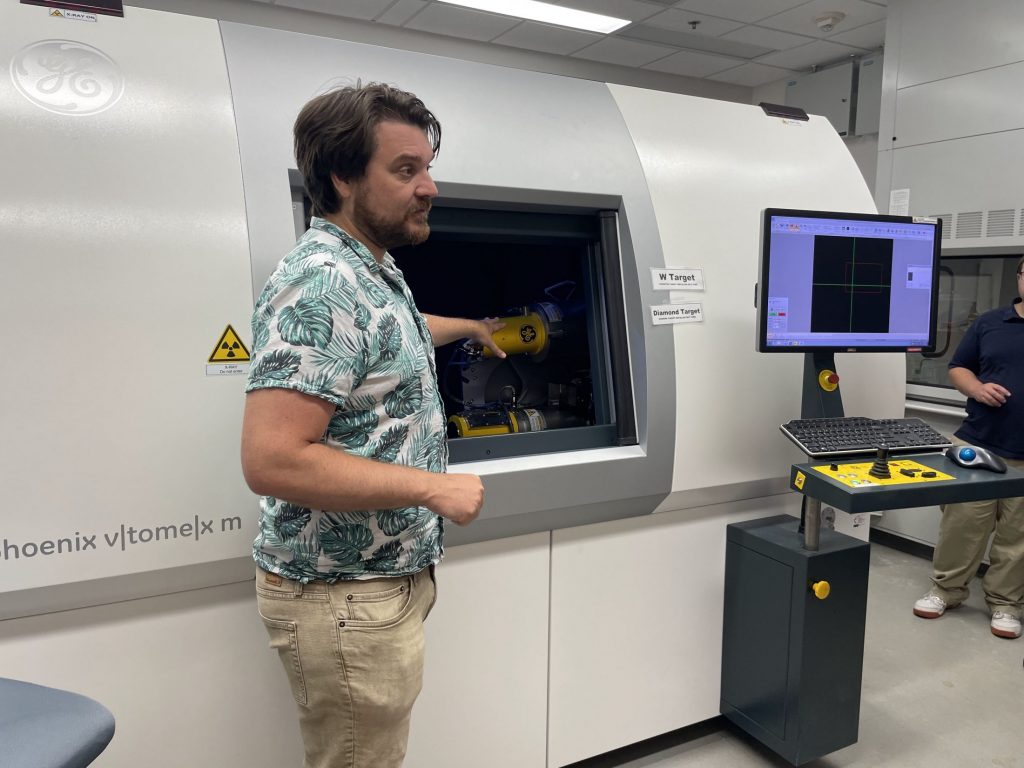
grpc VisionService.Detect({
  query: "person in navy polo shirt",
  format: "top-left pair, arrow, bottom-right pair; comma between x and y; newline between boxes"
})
913,256 -> 1024,639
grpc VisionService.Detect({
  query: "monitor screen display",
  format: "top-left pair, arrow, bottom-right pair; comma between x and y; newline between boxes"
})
756,209 -> 941,352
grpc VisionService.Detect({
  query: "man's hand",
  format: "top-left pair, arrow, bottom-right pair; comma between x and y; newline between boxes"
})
426,473 -> 485,526
472,317 -> 507,359
971,381 -> 1011,407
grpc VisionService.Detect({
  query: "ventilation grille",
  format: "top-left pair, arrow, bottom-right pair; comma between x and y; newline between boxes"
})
955,211 -> 983,239
986,209 -> 1015,237
930,215 -> 951,239
910,204 -> 1024,240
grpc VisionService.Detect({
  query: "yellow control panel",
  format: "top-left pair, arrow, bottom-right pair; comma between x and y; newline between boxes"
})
811,459 -> 955,488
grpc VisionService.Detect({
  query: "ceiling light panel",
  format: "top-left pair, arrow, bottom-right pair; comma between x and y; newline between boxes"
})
437,0 -> 630,34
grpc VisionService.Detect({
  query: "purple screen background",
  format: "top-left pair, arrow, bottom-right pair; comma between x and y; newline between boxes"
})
764,216 -> 936,347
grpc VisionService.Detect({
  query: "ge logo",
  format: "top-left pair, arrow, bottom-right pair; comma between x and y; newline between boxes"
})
10,40 -> 124,116
520,325 -> 537,343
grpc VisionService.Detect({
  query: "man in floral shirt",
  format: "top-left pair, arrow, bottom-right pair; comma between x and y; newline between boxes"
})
241,83 -> 504,768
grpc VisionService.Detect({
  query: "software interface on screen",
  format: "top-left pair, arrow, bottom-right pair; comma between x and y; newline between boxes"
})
764,215 -> 936,348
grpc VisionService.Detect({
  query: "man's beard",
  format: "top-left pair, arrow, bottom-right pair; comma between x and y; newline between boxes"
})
354,196 -> 431,251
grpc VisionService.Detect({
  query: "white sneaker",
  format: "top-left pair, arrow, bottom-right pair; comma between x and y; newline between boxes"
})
913,593 -> 954,618
990,612 -> 1022,639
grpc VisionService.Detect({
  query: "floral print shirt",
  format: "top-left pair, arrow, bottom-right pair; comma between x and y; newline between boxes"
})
246,217 -> 446,581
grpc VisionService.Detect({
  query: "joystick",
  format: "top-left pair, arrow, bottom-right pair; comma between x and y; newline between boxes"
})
868,445 -> 891,479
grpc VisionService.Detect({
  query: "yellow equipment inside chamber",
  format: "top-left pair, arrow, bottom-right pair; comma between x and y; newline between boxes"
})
481,310 -> 549,358
447,408 -> 549,438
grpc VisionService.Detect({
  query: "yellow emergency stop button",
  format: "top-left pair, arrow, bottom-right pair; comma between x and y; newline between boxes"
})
811,580 -> 831,600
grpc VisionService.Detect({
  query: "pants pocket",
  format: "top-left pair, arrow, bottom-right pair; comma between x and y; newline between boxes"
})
256,595 -> 307,706
341,578 -> 414,628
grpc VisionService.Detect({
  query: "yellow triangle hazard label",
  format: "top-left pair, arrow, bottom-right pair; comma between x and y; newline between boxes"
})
50,9 -> 64,16
209,325 -> 251,363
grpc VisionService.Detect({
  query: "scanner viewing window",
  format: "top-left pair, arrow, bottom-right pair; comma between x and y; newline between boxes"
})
392,203 -> 635,463
757,209 -> 942,352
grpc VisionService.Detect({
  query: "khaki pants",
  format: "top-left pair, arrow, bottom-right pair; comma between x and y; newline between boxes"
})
930,440 -> 1024,618
256,567 -> 437,768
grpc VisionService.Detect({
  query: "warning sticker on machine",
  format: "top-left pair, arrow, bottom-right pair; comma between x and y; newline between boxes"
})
206,325 -> 250,376
49,8 -> 98,21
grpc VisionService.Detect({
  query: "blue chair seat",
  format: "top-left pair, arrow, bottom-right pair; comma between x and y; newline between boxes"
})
0,678 -> 115,768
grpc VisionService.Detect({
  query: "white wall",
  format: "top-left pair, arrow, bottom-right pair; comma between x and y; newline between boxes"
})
875,0 -> 1024,245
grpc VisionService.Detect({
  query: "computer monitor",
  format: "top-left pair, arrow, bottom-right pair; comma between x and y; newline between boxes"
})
756,208 -> 942,353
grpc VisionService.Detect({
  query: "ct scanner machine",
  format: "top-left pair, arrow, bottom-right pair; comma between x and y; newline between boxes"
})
0,4 -> 904,766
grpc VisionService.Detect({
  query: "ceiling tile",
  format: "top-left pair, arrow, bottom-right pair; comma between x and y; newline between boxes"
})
827,19 -> 885,50
376,0 -> 427,26
571,36 -> 678,67
620,24 -> 771,58
755,39 -> 864,70
275,0 -> 392,20
556,0 -> 667,23
720,24 -> 816,51
676,0 -> 812,24
642,47 -> 743,77
642,8 -> 744,36
492,21 -> 602,55
757,0 -> 887,39
403,3 -> 521,40
707,62 -> 795,86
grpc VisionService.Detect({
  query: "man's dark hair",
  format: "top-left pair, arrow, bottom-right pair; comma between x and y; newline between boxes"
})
294,82 -> 441,217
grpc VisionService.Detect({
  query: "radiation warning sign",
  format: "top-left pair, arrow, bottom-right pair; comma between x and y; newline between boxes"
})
206,325 -> 250,376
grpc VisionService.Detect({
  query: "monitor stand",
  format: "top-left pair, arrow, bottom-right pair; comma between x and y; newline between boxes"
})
798,352 -> 845,549
801,351 -> 844,420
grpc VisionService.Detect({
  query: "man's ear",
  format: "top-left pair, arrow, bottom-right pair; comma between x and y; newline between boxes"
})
331,173 -> 353,204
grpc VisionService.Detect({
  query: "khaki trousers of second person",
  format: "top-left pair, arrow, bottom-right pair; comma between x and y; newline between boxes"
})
256,565 -> 437,768
930,440 -> 1024,617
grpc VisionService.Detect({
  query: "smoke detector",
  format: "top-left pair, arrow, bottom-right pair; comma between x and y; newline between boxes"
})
815,12 -> 846,32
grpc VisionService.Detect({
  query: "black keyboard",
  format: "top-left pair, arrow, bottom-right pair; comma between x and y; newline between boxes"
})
780,416 -> 952,458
